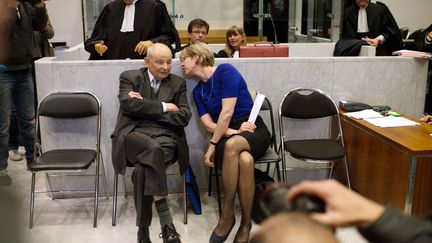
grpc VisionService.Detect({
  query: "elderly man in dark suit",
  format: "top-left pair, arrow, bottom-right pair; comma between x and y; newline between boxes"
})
111,43 -> 191,243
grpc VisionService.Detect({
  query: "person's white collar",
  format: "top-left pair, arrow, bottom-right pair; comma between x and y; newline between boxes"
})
120,0 -> 138,32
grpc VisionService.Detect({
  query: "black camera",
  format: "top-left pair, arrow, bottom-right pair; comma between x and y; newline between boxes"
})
260,183 -> 325,217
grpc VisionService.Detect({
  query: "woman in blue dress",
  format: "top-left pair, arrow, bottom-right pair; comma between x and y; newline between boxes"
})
180,42 -> 271,243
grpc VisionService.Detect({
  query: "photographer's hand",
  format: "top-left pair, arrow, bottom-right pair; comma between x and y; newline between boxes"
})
287,180 -> 384,228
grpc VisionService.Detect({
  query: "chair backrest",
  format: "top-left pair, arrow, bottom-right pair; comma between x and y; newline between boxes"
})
279,88 -> 338,119
400,27 -> 410,40
278,88 -> 343,143
38,92 -> 100,118
36,92 -> 101,152
260,97 -> 278,150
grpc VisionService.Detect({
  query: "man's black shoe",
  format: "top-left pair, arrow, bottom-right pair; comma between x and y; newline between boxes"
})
160,223 -> 181,243
137,237 -> 151,243
137,226 -> 151,243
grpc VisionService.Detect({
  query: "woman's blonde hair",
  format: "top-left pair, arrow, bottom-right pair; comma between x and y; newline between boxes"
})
224,25 -> 247,57
179,42 -> 215,67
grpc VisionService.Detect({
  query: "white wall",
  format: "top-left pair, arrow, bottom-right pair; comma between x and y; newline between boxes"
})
45,0 -> 83,47
162,0 -> 244,29
46,0 -> 431,47
375,0 -> 431,32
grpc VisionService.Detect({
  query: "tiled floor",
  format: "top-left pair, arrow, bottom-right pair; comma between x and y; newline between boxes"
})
0,156 -> 368,243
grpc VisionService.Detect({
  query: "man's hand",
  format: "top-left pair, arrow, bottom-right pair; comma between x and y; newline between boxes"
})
362,37 -> 379,47
420,115 -> 432,124
128,91 -> 143,99
239,121 -> 256,133
203,144 -> 216,167
134,40 -> 153,55
95,41 -> 108,56
34,0 -> 45,8
165,103 -> 179,112
287,180 -> 385,228
426,32 -> 432,42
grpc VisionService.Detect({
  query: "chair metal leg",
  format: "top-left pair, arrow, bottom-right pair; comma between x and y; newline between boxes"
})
328,161 -> 335,179
343,156 -> 351,189
112,173 -> 118,226
281,152 -> 287,183
214,168 -> 222,217
93,157 -> 100,228
45,173 -> 56,200
122,174 -> 127,198
265,163 -> 271,175
100,154 -> 109,199
275,163 -> 281,181
208,167 -> 212,196
29,172 -> 36,229
182,175 -> 187,224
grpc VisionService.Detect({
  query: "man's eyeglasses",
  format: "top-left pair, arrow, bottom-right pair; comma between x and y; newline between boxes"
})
191,30 -> 208,36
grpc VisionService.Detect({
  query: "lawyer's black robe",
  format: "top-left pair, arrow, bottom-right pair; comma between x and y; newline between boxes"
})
342,2 -> 402,56
84,0 -> 179,60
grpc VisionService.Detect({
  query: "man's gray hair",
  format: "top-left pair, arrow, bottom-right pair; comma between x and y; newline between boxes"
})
146,43 -> 172,58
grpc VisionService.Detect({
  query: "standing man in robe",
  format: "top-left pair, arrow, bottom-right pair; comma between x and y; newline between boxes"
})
84,0 -> 180,60
111,43 -> 190,243
342,0 -> 402,56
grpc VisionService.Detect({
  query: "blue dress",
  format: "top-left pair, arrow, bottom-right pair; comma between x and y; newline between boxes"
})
192,63 -> 271,167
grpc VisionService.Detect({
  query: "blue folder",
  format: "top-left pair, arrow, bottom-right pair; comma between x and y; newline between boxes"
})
185,167 -> 202,215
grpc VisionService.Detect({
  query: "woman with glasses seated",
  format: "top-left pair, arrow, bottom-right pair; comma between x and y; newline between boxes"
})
217,26 -> 247,58
180,42 -> 271,243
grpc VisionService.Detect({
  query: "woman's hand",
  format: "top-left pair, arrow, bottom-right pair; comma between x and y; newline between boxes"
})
204,144 -> 216,167
239,121 -> 256,133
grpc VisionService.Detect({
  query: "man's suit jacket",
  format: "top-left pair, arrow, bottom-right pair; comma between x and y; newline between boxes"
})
111,67 -> 191,175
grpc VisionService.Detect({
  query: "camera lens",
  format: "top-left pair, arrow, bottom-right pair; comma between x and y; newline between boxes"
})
259,183 -> 325,217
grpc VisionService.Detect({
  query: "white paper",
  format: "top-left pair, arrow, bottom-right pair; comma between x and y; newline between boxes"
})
392,50 -> 432,59
345,109 -> 383,119
248,93 -> 265,123
364,116 -> 419,128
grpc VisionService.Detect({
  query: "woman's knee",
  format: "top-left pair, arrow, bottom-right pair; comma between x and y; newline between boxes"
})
239,152 -> 254,171
224,136 -> 247,155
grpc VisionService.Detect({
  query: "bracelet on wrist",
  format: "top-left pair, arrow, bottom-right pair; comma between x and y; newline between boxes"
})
210,140 -> 218,146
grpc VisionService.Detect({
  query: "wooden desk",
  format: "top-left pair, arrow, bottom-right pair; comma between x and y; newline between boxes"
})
340,113 -> 432,216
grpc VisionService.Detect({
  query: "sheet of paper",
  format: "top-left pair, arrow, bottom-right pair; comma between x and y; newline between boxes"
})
364,116 -> 420,128
248,93 -> 265,123
345,109 -> 383,119
392,50 -> 432,58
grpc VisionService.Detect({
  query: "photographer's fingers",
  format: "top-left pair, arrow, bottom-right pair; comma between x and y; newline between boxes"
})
292,180 -> 385,228
310,212 -> 340,226
287,180 -> 330,201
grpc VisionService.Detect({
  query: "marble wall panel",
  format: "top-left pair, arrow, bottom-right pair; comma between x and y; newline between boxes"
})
35,56 -> 429,195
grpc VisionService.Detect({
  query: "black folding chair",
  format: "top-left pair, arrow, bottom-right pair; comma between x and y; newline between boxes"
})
28,92 -> 108,228
278,88 -> 351,188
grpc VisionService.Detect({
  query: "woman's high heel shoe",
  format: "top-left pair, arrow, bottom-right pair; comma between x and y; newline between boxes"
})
209,217 -> 236,243
233,223 -> 252,243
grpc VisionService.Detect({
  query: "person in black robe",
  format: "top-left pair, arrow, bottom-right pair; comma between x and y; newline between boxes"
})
416,25 -> 432,53
416,25 -> 432,114
84,0 -> 180,60
342,0 -> 402,56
